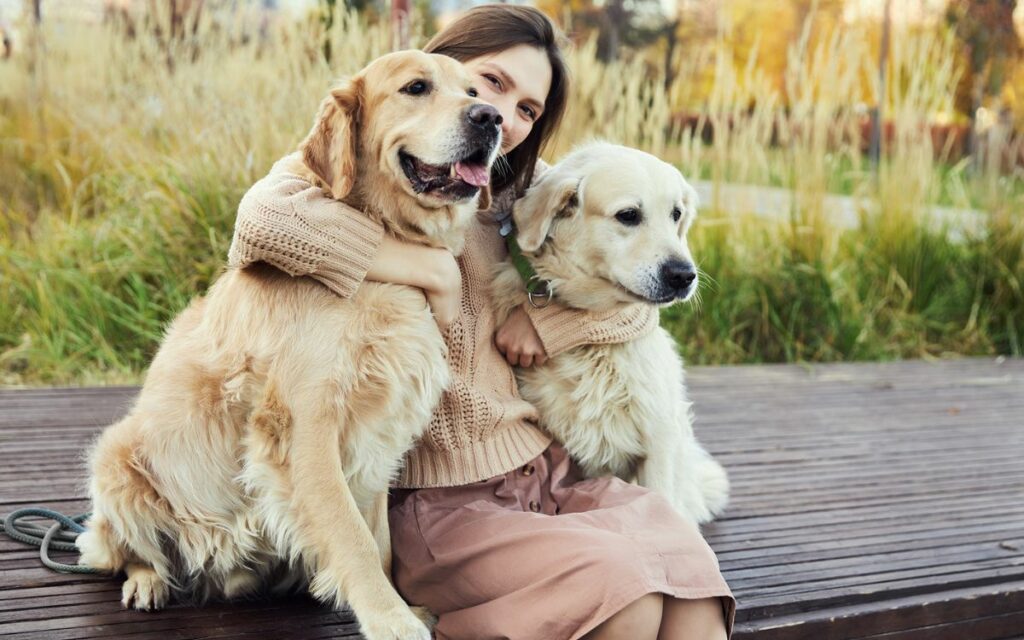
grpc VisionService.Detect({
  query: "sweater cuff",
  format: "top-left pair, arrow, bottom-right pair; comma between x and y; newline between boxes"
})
310,209 -> 385,298
525,301 -> 660,357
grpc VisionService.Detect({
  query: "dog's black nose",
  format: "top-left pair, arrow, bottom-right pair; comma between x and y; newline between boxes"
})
467,104 -> 503,129
661,260 -> 697,293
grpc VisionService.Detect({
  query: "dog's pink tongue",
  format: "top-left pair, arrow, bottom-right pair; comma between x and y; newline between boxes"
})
454,162 -> 490,187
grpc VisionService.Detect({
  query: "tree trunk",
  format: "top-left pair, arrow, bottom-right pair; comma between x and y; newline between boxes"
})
870,0 -> 891,167
663,19 -> 679,92
392,0 -> 410,51
599,0 -> 625,63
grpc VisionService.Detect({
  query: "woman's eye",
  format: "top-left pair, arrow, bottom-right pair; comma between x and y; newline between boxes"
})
672,207 -> 682,222
402,80 -> 430,96
485,74 -> 501,89
467,87 -> 478,98
520,105 -> 537,121
615,208 -> 642,226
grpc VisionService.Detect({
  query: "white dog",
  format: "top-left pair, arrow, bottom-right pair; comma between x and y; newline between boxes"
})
492,142 -> 728,524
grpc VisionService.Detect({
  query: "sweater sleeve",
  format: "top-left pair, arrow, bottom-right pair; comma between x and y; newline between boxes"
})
523,301 -> 660,358
228,157 -> 385,299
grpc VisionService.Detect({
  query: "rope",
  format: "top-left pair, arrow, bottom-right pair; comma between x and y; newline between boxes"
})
0,508 -> 102,574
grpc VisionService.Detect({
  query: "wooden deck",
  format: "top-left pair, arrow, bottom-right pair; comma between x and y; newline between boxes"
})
1,358 -> 1022,639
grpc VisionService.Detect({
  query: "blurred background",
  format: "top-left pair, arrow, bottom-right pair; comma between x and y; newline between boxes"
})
0,0 -> 1021,386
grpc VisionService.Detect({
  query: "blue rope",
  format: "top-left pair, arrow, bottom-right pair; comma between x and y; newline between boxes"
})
0,508 -> 102,574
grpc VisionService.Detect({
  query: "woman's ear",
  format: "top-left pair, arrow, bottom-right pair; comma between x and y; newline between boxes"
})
299,77 -> 363,200
512,175 -> 580,252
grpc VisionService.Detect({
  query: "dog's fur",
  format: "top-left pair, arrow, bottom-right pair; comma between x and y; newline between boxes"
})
77,51 -> 500,640
492,142 -> 729,524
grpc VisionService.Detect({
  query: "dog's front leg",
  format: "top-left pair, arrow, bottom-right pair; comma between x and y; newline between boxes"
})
364,491 -> 439,631
636,437 -> 683,515
289,405 -> 431,640
666,404 -> 730,524
676,439 -> 730,524
363,492 -> 392,576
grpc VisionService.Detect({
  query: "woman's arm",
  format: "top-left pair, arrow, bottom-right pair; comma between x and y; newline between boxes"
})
523,302 -> 659,357
229,156 -> 462,326
494,301 -> 659,367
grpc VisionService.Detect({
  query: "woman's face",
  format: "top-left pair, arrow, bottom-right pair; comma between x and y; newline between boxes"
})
462,44 -> 553,155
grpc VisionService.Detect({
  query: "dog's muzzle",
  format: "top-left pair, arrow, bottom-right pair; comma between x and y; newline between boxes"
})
657,260 -> 698,302
399,106 -> 501,201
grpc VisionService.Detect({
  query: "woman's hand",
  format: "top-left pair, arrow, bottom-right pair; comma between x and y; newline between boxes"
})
423,250 -> 462,329
495,306 -> 548,367
367,235 -> 462,329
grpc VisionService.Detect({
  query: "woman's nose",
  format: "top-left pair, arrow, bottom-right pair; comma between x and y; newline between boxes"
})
492,98 -> 515,138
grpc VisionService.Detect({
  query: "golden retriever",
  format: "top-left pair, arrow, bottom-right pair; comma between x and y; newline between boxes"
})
76,50 -> 501,640
491,142 -> 729,524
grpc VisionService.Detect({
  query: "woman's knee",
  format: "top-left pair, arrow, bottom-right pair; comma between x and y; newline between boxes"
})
582,592 -> 663,640
657,596 -> 727,640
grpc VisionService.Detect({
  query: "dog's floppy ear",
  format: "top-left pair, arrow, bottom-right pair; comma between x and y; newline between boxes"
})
299,77 -> 363,200
512,175 -> 580,252
678,178 -> 699,239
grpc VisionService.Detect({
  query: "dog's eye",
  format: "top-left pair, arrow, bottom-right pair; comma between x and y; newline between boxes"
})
615,208 -> 642,226
402,80 -> 430,96
467,87 -> 478,98
672,207 -> 682,222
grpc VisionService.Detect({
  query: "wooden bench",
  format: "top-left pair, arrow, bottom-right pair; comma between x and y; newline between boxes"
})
1,358 -> 1022,639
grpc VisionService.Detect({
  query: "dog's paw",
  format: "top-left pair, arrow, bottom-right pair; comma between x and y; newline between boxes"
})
121,564 -> 169,611
696,455 -> 730,520
359,606 -> 433,640
75,520 -> 123,573
411,605 -> 438,629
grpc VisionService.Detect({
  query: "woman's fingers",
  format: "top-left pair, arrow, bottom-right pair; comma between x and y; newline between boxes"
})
494,307 -> 548,368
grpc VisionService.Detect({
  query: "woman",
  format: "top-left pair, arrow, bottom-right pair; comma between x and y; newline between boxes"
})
229,5 -> 734,639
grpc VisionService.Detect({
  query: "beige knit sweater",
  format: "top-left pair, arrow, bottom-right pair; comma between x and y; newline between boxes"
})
228,158 -> 659,487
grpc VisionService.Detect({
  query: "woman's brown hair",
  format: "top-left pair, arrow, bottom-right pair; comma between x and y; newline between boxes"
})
424,5 -> 570,197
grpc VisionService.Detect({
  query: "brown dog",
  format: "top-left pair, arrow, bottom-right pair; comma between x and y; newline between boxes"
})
77,50 -> 501,640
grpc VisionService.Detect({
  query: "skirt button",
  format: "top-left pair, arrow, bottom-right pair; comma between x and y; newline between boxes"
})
521,464 -> 535,476
529,500 -> 541,513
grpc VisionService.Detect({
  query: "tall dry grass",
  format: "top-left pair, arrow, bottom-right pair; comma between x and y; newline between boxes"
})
553,14 -> 1022,363
1,6 -> 1021,385
0,8 -> 390,383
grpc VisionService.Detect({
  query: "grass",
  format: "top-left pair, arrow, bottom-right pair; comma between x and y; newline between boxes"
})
666,211 -> 1023,364
1,6 -> 1022,386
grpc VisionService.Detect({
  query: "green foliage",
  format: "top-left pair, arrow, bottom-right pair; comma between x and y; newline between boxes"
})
662,209 -> 1024,365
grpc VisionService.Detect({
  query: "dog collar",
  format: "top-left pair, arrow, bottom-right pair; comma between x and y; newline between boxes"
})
497,214 -> 553,309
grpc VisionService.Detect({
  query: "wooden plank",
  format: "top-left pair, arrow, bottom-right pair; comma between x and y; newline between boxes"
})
704,491 -> 1024,537
856,611 -> 1024,640
720,532 -> 1024,577
717,533 -> 1024,583
0,600 -> 363,639
737,565 -> 1024,618
732,581 -> 1024,640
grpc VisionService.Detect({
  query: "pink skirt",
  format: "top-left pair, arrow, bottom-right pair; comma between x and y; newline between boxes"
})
388,441 -> 736,640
